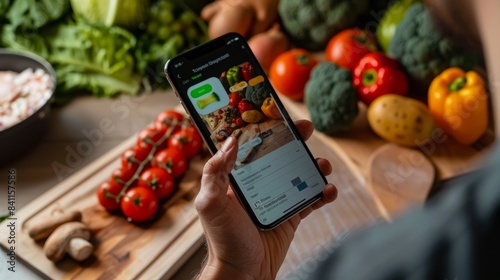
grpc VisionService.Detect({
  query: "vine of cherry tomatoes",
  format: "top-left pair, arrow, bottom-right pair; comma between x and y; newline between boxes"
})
96,109 -> 203,222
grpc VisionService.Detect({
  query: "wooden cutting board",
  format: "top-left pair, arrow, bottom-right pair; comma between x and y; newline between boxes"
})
0,118 -> 210,280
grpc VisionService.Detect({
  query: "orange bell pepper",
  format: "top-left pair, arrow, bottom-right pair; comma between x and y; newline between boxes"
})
428,67 -> 488,145
261,97 -> 281,119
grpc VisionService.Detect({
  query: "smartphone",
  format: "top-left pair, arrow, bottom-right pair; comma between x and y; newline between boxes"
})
164,32 -> 327,230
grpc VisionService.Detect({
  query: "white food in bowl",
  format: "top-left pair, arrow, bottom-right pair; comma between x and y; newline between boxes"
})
0,68 -> 53,131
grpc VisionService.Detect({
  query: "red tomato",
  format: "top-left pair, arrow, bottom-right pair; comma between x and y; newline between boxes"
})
138,167 -> 175,200
110,167 -> 136,185
167,127 -> 202,159
121,147 -> 150,172
96,180 -> 124,211
325,29 -> 378,71
154,110 -> 184,133
269,49 -> 318,100
231,116 -> 245,128
152,148 -> 187,179
137,127 -> 166,152
229,92 -> 242,107
121,187 -> 158,222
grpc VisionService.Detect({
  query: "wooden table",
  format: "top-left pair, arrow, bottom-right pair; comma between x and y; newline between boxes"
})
0,89 -> 491,279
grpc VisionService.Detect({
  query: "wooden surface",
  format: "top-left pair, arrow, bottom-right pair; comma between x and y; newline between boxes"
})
0,118 -> 209,279
0,90 -> 491,279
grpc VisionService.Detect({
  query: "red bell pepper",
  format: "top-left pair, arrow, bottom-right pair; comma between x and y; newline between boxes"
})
242,62 -> 254,81
353,52 -> 408,105
238,100 -> 254,114
229,92 -> 242,107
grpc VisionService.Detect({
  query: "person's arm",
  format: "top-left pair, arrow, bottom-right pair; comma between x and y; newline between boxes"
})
312,145 -> 500,279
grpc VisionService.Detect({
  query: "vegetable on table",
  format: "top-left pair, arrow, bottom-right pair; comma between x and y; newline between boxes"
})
5,0 -> 69,30
305,62 -> 359,135
278,0 -> 372,51
388,3 -> 477,94
245,81 -> 272,107
325,28 -> 378,71
269,48 -> 318,101
428,67 -> 488,145
248,24 -> 291,72
241,110 -> 263,123
43,222 -> 93,262
261,97 -> 281,119
353,52 -> 408,105
376,0 -> 420,53
238,99 -> 254,114
28,210 -> 82,241
367,94 -> 436,147
242,63 -> 254,82
120,187 -> 159,222
229,92 -> 242,107
226,66 -> 243,87
71,0 -> 149,30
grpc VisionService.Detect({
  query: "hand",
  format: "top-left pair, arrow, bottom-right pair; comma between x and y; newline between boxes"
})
201,0 -> 279,39
195,120 -> 338,279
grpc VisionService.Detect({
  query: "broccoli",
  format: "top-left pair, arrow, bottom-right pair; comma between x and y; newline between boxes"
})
305,62 -> 359,134
279,0 -> 370,51
388,3 -> 476,92
245,82 -> 271,107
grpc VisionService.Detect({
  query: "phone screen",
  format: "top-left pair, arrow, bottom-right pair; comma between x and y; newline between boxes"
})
165,33 -> 327,229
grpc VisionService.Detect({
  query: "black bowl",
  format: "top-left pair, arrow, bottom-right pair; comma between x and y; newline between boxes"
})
0,49 -> 56,166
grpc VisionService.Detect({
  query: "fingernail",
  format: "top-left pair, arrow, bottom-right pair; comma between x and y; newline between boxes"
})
221,136 -> 235,152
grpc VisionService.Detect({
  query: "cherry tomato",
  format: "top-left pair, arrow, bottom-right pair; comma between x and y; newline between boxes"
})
269,49 -> 318,100
167,127 -> 202,159
138,167 -> 175,200
325,29 -> 378,71
121,147 -> 150,172
154,110 -> 184,133
97,180 -> 124,211
229,92 -> 242,107
110,167 -> 136,185
137,127 -> 166,152
121,187 -> 158,222
231,116 -> 245,128
152,148 -> 187,179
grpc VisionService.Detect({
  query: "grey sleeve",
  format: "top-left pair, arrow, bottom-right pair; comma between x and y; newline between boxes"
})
312,145 -> 500,280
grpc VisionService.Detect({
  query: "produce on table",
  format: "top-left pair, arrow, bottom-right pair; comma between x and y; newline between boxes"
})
0,0 -> 208,102
278,0 -> 390,51
226,66 -> 243,87
242,63 -> 254,82
43,222 -> 93,262
238,99 -> 254,115
367,94 -> 436,147
269,49 -> 318,100
96,109 -> 203,222
5,0 -> 69,30
241,110 -> 263,123
353,52 -> 408,105
388,3 -> 476,94
376,0 -> 420,53
121,187 -> 159,222
71,0 -> 150,30
229,92 -> 242,107
167,126 -> 203,159
28,210 -> 82,241
1,22 -> 141,103
325,29 -> 378,71
261,97 -> 282,119
245,81 -> 272,107
138,167 -> 174,200
428,67 -> 489,145
247,24 -> 291,72
305,62 -> 359,134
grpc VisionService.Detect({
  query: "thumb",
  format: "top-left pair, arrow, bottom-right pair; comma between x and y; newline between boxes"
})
195,137 -> 238,215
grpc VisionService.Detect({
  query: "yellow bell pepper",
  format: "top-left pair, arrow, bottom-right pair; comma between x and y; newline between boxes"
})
428,67 -> 488,145
261,97 -> 281,119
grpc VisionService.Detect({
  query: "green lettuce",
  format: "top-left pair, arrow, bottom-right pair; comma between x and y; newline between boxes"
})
1,22 -> 141,102
6,0 -> 70,30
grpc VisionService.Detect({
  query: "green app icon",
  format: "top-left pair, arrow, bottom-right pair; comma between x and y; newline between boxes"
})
188,77 -> 229,115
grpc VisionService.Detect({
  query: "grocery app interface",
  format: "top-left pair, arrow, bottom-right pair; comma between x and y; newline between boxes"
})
170,37 -> 325,226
